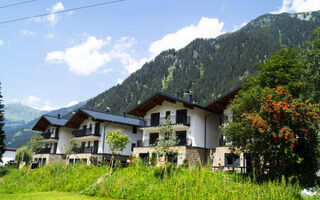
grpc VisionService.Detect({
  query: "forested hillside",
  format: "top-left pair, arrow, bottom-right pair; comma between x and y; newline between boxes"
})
85,11 -> 320,114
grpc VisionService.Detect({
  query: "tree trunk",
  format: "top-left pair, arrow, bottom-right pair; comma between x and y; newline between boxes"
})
109,154 -> 114,175
164,155 -> 167,180
65,155 -> 70,168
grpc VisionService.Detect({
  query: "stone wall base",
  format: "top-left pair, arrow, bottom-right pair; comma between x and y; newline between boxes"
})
33,154 -> 65,165
133,146 -> 209,167
211,147 -> 246,172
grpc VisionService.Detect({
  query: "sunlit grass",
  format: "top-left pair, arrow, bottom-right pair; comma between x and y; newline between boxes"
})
0,163 -> 309,199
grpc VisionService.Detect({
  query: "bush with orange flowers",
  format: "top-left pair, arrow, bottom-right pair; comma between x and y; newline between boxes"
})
223,86 -> 320,186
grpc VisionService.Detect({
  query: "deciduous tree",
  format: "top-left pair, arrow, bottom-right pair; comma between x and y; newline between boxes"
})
105,129 -> 130,173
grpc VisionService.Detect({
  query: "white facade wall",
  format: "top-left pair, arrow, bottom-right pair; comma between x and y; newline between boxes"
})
142,101 -> 220,149
56,127 -> 73,154
77,117 -> 143,156
1,150 -> 16,166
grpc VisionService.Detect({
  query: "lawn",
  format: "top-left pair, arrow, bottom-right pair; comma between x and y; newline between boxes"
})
0,192 -> 108,200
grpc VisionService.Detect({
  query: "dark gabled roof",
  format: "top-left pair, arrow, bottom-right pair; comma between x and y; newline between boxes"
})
4,148 -> 16,152
205,86 -> 241,113
128,92 -> 211,117
32,115 -> 68,132
65,108 -> 144,129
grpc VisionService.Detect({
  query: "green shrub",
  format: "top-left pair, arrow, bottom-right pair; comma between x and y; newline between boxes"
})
150,152 -> 157,166
15,146 -> 32,164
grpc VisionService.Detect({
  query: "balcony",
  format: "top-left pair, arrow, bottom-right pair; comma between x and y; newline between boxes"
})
144,115 -> 191,127
136,138 -> 192,147
72,128 -> 100,138
37,148 -> 51,154
75,146 -> 98,154
41,131 -> 59,141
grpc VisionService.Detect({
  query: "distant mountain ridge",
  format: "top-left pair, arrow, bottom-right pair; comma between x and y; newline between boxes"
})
4,102 -> 47,123
84,11 -> 320,114
4,101 -> 86,148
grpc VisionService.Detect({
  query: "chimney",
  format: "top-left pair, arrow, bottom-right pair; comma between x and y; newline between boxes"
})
123,112 -> 127,117
57,114 -> 61,119
186,91 -> 193,103
173,92 -> 179,98
105,106 -> 110,112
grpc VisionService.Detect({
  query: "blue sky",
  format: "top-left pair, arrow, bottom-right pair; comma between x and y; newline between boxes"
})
1,0 -> 320,110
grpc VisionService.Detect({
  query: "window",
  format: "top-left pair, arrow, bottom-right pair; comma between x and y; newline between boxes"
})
95,123 -> 100,136
176,131 -> 187,146
167,152 -> 178,164
176,109 -> 187,124
149,133 -> 159,146
132,126 -> 137,134
131,143 -> 136,151
220,115 -> 229,125
165,111 -> 171,119
151,113 -> 160,126
225,153 -> 240,167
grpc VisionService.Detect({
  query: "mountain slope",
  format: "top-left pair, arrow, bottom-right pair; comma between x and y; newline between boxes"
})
4,101 -> 86,148
4,102 -> 47,123
84,11 -> 320,114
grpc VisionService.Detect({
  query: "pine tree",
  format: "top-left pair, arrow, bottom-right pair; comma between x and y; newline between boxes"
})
0,82 -> 5,163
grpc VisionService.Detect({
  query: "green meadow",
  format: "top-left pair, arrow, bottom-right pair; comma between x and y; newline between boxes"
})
0,163 -> 315,199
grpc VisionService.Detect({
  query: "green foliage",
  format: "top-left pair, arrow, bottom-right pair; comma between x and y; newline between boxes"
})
246,46 -> 307,99
64,136 -> 81,157
224,87 -> 320,185
27,134 -> 44,153
105,129 -> 130,156
0,164 -> 106,194
0,82 -> 5,163
153,118 -> 178,158
15,146 -> 32,164
84,11 -> 320,116
150,152 -> 157,166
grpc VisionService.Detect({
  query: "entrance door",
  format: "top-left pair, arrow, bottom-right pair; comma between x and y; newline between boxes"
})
53,143 -> 58,154
93,140 -> 99,154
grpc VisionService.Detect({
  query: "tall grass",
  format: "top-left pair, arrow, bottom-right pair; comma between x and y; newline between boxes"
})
0,164 -> 106,194
0,163 -> 303,199
83,164 -> 302,200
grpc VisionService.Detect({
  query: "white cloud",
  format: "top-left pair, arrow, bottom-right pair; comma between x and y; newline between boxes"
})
26,96 -> 41,104
45,33 -> 55,39
149,17 -> 225,57
64,100 -> 78,108
32,2 -> 66,25
233,22 -> 247,32
46,2 -> 65,25
20,30 -> 36,36
117,78 -> 123,85
46,36 -> 112,75
274,0 -> 320,13
0,40 -> 3,47
102,68 -> 113,74
46,36 -> 147,75
36,105 -> 59,111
